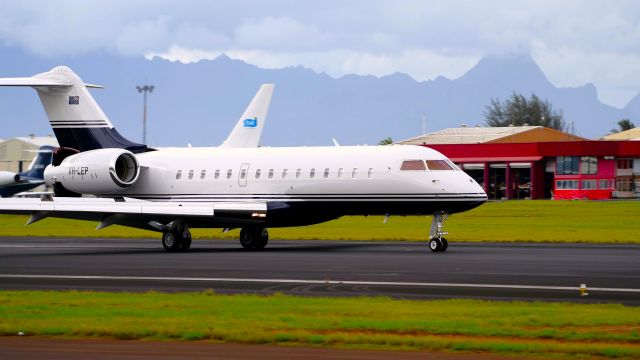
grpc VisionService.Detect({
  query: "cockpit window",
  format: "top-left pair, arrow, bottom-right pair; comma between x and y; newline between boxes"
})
426,160 -> 454,170
400,160 -> 426,171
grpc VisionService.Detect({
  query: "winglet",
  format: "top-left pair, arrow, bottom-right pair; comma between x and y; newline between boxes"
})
220,84 -> 274,148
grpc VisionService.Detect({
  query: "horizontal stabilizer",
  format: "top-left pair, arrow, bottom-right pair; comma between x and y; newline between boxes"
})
0,77 -> 102,88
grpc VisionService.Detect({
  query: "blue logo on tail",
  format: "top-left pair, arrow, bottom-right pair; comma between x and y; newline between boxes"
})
243,118 -> 258,128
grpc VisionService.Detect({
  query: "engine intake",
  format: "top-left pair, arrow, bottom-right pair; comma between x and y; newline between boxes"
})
44,148 -> 140,194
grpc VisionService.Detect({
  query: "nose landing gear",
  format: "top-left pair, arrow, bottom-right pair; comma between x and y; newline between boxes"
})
429,212 -> 449,253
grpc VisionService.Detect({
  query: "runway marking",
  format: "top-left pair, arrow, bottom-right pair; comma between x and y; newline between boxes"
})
1,274 -> 638,293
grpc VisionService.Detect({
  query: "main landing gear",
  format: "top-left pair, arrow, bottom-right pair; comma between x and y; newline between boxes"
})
428,212 -> 449,253
162,226 -> 192,252
239,227 -> 269,250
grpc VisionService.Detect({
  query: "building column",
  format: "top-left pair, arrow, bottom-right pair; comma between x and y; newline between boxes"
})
483,162 -> 490,194
529,161 -> 536,199
505,162 -> 512,200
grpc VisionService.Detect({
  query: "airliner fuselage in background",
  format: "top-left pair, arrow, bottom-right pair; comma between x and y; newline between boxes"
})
0,66 -> 487,252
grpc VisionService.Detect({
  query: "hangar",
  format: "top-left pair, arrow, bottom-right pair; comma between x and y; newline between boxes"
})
400,126 -> 640,200
0,134 -> 58,172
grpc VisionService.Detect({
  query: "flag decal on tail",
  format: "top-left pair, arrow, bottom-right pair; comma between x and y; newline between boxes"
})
68,96 -> 79,105
243,118 -> 258,128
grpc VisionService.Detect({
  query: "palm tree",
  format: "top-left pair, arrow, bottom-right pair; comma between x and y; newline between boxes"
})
610,119 -> 636,134
378,137 -> 393,145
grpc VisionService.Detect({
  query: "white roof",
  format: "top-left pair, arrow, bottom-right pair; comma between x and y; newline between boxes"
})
398,126 -> 542,145
10,135 -> 59,147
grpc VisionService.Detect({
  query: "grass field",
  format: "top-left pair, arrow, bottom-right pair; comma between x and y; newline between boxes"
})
1,291 -> 639,359
0,200 -> 638,243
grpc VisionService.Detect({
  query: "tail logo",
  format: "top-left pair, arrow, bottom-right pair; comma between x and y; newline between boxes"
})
68,96 -> 79,105
243,117 -> 258,128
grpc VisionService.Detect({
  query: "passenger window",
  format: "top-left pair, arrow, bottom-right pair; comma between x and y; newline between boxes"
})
368,168 -> 374,178
338,168 -> 344,179
426,160 -> 454,170
200,170 -> 206,180
296,169 -> 301,178
255,169 -> 261,179
268,169 -> 274,179
176,170 -> 182,180
226,169 -> 232,179
214,169 -> 220,179
309,168 -> 316,178
282,169 -> 288,179
188,170 -> 194,180
323,168 -> 329,178
240,169 -> 247,179
352,168 -> 358,178
400,160 -> 426,171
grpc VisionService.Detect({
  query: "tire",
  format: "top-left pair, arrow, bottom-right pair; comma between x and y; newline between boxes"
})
180,229 -> 192,251
254,228 -> 269,249
440,238 -> 448,252
162,231 -> 181,252
239,228 -> 254,249
429,238 -> 442,252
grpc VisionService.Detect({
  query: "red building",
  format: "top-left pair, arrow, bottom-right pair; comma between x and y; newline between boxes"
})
400,126 -> 640,200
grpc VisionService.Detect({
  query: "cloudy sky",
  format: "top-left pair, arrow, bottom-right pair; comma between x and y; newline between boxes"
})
1,0 -> 639,107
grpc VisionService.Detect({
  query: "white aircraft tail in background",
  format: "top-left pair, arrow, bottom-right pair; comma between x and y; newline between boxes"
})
221,84 -> 274,148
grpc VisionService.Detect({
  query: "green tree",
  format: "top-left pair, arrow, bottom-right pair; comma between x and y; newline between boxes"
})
610,118 -> 635,134
483,92 -> 564,130
378,137 -> 393,145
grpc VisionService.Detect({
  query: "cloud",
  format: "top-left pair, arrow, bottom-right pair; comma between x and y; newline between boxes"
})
0,0 -> 639,106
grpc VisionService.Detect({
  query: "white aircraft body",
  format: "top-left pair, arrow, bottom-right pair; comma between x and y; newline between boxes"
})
0,66 -> 487,252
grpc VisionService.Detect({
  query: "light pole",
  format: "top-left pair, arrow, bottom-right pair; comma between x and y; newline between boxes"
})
136,84 -> 154,144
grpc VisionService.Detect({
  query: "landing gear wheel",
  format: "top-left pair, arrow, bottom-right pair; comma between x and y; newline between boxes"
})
440,237 -> 448,252
240,227 -> 269,250
179,229 -> 192,251
429,238 -> 442,252
162,231 -> 181,252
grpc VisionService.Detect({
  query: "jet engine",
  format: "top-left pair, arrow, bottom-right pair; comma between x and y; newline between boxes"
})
0,171 -> 18,186
44,148 -> 140,194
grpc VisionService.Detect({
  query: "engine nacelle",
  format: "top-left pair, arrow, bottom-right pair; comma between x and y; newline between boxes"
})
0,171 -> 18,186
44,148 -> 140,194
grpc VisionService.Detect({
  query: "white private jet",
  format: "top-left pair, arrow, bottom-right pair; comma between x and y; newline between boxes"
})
0,66 -> 487,252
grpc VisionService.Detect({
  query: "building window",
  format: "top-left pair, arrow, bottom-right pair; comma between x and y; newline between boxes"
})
255,169 -> 261,179
309,168 -> 316,178
226,169 -> 232,179
599,179 -> 610,189
282,169 -> 288,179
214,169 -> 220,179
352,168 -> 359,178
400,160 -> 426,171
556,180 -> 578,189
200,170 -> 206,180
426,160 -> 454,170
323,168 -> 330,178
338,168 -> 344,179
268,169 -> 274,179
176,170 -> 182,180
296,169 -> 301,178
582,179 -> 596,190
617,159 -> 632,169
368,168 -> 374,178
188,170 -> 194,180
616,178 -> 634,192
580,157 -> 598,175
556,156 -> 579,175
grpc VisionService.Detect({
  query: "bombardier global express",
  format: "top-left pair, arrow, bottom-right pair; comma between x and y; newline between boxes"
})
0,66 -> 487,252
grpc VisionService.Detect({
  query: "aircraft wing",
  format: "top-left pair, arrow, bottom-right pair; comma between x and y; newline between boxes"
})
0,197 -> 267,230
220,84 -> 274,148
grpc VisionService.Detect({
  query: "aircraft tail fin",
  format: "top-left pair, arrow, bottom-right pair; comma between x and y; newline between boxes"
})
220,84 -> 274,148
0,66 -> 146,153
19,146 -> 54,180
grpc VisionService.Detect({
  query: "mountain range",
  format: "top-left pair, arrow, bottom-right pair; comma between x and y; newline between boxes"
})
0,48 -> 638,146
